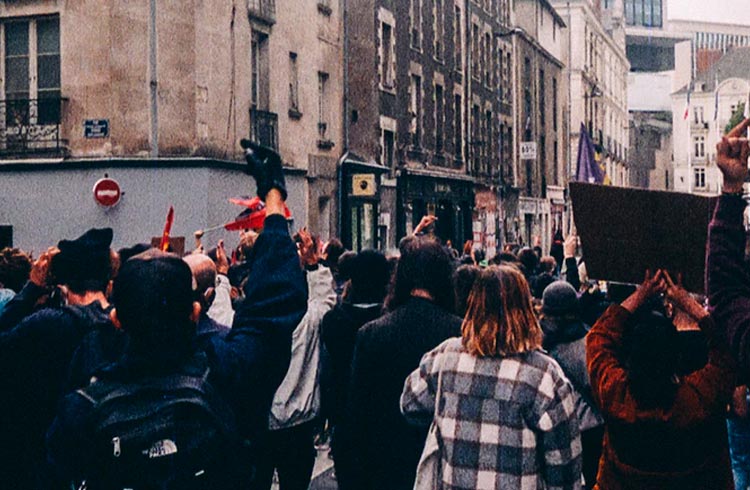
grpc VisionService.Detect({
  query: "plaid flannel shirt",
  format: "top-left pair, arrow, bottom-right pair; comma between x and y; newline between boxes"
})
401,338 -> 582,490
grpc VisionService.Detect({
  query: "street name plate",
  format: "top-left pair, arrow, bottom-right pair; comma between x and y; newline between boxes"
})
84,119 -> 110,138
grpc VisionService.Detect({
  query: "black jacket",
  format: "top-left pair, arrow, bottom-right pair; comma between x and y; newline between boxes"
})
0,300 -> 113,489
47,214 -> 307,487
336,297 -> 462,490
320,301 -> 383,425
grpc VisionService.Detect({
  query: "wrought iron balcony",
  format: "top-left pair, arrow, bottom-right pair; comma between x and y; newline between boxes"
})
250,108 -> 278,151
248,0 -> 275,25
0,97 -> 68,157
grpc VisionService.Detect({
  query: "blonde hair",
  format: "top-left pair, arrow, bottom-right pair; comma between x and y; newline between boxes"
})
461,265 -> 543,357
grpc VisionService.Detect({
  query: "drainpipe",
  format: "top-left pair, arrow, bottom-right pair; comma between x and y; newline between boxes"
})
149,0 -> 159,158
339,0 -> 349,239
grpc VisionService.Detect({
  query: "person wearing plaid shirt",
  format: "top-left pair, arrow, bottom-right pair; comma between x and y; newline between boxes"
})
401,266 -> 582,490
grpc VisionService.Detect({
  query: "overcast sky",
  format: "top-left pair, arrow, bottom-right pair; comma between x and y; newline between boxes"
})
668,0 -> 750,26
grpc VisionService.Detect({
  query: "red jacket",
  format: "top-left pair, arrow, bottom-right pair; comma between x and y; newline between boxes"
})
587,305 -> 735,490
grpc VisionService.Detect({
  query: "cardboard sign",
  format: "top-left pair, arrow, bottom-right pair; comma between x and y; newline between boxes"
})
570,183 -> 718,293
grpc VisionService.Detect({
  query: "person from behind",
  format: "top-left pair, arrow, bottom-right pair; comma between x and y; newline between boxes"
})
0,228 -> 116,489
401,266 -> 582,490
541,280 -> 604,490
254,228 -> 337,490
338,236 -> 462,490
453,264 -> 480,317
48,250 -> 249,489
319,249 -> 390,483
533,255 -> 559,299
183,249 -> 231,344
48,140 -> 308,489
587,271 -> 735,490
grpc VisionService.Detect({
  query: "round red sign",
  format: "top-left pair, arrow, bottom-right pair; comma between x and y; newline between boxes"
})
93,178 -> 121,207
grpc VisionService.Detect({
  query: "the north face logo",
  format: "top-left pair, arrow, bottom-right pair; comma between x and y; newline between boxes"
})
143,439 -> 178,458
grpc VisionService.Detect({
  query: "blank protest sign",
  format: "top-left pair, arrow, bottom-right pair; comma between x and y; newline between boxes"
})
570,183 -> 718,294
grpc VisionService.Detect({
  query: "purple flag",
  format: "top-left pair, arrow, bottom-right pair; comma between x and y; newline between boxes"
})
575,123 -> 604,184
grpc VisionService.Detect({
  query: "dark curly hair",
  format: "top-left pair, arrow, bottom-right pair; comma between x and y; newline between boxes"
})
0,247 -> 32,292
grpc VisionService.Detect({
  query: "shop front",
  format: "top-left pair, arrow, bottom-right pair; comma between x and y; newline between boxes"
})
339,153 -> 390,252
398,168 -> 474,248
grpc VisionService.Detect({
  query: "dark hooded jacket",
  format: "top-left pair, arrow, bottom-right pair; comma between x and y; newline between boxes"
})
320,301 -> 384,425
0,300 -> 114,489
47,214 -> 307,488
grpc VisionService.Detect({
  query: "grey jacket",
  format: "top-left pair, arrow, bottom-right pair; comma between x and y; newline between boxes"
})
268,266 -> 336,430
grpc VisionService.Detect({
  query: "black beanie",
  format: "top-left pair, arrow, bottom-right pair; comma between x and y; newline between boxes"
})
542,280 -> 579,317
51,228 -> 113,291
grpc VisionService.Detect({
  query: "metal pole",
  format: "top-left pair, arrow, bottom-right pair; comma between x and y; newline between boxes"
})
149,0 -> 159,158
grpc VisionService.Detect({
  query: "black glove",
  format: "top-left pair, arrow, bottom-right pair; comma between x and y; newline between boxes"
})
240,139 -> 288,201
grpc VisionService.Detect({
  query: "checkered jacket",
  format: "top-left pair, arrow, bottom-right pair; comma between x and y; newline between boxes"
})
401,337 -> 582,490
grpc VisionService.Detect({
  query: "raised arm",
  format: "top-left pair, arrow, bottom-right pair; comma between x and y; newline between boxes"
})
587,271 -> 665,412
707,117 -> 750,376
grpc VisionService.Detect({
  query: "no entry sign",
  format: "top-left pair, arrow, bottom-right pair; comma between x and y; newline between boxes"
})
93,178 -> 121,207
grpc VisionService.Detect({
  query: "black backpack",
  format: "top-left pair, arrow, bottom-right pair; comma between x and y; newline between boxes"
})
76,367 -> 249,490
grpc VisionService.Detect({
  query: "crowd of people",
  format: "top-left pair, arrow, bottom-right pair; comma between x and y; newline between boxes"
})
1,125 -> 750,490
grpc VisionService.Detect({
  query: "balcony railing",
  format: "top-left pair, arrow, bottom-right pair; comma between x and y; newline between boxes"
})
250,108 -> 278,151
0,98 -> 68,157
248,0 -> 275,25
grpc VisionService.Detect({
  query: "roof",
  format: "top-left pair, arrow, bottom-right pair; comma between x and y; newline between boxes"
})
541,0 -> 567,28
674,46 -> 750,94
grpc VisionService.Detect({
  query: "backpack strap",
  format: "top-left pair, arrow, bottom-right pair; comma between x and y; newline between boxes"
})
77,367 -> 213,407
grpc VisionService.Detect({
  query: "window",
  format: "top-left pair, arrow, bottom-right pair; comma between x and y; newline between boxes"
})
434,0 -> 444,60
289,52 -> 300,114
539,70 -> 546,128
472,23 -> 480,80
471,104 -> 480,173
484,32 -> 491,86
410,75 -> 422,146
380,22 -> 395,89
485,110 -> 493,172
694,167 -> 706,189
694,136 -> 705,158
435,84 -> 444,154
454,93 -> 462,160
251,30 -> 269,110
318,72 -> 330,140
4,16 -> 61,126
410,0 -> 422,49
454,6 -> 462,72
694,106 -> 704,124
624,0 -> 663,27
524,58 -> 532,139
553,139 -> 559,185
382,129 -> 395,169
552,78 -> 558,132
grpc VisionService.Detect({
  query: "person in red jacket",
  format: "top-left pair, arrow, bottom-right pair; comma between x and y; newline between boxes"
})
587,270 -> 735,490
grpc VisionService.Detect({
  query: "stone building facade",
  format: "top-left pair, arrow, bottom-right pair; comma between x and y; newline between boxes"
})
554,0 -> 630,192
0,0 -> 342,251
508,0 -> 568,252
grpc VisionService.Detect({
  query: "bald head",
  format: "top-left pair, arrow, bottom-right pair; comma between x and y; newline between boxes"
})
183,254 -> 216,294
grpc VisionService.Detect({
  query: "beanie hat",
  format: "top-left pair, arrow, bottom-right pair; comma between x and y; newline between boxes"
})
113,249 -> 195,344
51,228 -> 113,289
542,280 -> 579,316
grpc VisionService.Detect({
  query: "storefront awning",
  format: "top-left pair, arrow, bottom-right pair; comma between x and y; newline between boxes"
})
401,167 -> 476,183
339,151 -> 390,173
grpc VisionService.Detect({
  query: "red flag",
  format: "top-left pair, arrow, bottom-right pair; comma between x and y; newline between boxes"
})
224,198 -> 291,231
160,206 -> 174,251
